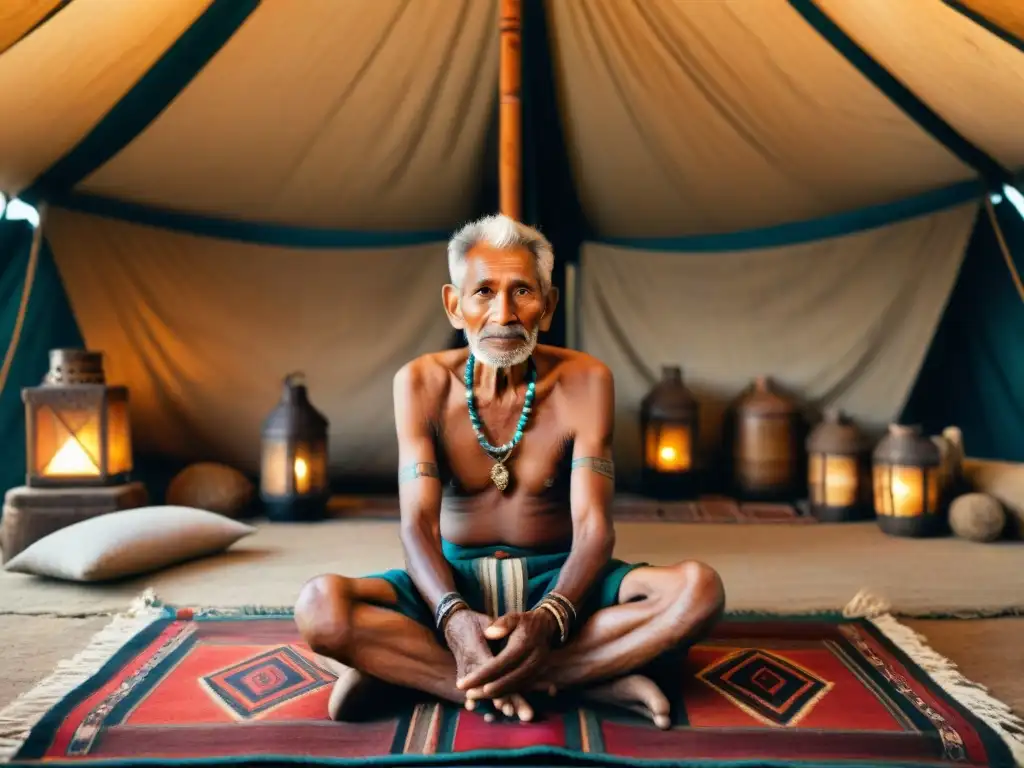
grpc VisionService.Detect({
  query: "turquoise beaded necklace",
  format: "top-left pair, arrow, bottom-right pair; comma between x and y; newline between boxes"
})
464,352 -> 536,490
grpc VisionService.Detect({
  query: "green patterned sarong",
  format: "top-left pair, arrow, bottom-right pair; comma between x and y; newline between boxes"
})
369,540 -> 644,625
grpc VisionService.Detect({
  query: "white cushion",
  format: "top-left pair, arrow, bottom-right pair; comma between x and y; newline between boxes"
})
3,506 -> 256,582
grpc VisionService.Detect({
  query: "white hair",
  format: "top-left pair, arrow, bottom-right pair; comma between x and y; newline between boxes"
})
447,214 -> 554,295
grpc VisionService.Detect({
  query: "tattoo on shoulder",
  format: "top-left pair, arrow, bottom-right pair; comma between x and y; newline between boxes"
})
571,457 -> 614,480
398,462 -> 439,483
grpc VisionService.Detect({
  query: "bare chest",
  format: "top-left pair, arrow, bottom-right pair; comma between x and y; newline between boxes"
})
435,391 -> 572,500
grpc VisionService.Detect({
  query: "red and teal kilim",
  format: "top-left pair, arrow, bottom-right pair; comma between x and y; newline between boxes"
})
1,604 -> 1021,768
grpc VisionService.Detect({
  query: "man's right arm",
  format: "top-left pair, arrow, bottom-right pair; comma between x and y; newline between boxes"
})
393,361 -> 458,620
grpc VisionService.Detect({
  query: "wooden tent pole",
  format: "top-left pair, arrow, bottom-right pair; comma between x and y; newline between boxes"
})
499,0 -> 522,221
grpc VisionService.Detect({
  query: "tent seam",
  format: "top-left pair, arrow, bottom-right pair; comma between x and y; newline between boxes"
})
3,0 -> 74,55
787,0 -> 1012,189
940,0 -> 1024,55
18,0 -> 262,207
592,179 -> 984,252
51,192 -> 449,249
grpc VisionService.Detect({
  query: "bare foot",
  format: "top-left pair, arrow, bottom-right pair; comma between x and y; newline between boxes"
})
467,693 -> 535,722
327,667 -> 387,720
316,653 -> 400,721
581,674 -> 672,729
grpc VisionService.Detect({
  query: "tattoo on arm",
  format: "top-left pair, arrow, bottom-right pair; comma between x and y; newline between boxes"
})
398,462 -> 439,484
571,457 -> 614,480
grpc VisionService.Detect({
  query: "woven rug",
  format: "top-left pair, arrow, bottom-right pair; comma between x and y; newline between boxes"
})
1,598 -> 1021,768
611,497 -> 815,524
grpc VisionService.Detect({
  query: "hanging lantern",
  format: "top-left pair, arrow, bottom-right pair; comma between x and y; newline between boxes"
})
806,408 -> 870,521
22,349 -> 133,488
259,372 -> 329,522
872,424 -> 944,537
732,376 -> 800,500
640,365 -> 698,498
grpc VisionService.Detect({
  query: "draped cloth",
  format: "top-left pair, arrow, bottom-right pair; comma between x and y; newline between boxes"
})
544,0 -> 976,238
578,203 -> 980,483
816,0 -> 1024,170
0,0 -> 63,53
75,0 -> 499,231
0,217 -> 83,495
0,0 -> 215,196
956,0 -> 1024,41
45,208 -> 453,477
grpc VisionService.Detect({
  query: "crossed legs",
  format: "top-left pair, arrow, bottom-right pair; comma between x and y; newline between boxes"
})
294,560 -> 725,726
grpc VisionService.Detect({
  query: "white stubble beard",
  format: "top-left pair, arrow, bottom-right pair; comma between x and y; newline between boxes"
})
466,325 -> 540,369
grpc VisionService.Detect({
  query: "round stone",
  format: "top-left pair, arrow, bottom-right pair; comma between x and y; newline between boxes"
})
949,493 -> 1006,543
166,462 -> 255,519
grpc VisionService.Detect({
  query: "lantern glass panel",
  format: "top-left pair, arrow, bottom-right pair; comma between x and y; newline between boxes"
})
809,453 -> 858,507
106,395 -> 133,476
260,437 -> 288,497
260,437 -> 328,498
28,393 -> 104,480
645,421 -> 692,473
873,464 -> 940,517
809,454 -> 822,504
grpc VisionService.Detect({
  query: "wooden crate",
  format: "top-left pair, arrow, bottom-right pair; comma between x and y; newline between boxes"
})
1,482 -> 148,563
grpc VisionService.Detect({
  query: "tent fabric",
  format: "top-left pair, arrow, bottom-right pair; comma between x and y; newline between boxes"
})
44,206 -> 453,478
22,0 -> 261,206
902,197 -> 1024,463
544,0 -> 977,238
0,217 -> 83,495
578,202 -> 979,483
74,0 -> 499,231
953,0 -> 1024,44
816,0 -> 1024,172
0,0 -> 63,54
0,0 -> 216,197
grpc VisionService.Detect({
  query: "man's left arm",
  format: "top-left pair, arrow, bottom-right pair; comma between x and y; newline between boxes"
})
546,363 -> 617,612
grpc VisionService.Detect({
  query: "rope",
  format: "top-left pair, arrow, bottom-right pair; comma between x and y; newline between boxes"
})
0,203 -> 47,396
984,195 -> 1024,305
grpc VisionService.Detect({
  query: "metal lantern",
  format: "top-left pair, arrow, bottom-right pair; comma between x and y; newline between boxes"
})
806,408 -> 870,521
732,376 -> 800,500
872,424 -> 944,537
640,365 -> 698,498
259,372 -> 329,522
22,349 -> 133,488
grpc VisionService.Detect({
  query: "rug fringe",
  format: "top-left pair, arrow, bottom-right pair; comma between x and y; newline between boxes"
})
841,589 -> 1024,620
868,612 -> 1024,766
0,590 -> 165,763
842,589 -> 893,618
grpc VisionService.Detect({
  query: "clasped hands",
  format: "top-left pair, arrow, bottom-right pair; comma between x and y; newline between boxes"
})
444,607 -> 561,723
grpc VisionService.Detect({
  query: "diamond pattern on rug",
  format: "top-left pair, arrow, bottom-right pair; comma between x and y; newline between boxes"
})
697,648 -> 833,727
201,646 -> 333,719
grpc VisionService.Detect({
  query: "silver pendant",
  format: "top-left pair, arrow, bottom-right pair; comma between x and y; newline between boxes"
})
490,462 -> 510,491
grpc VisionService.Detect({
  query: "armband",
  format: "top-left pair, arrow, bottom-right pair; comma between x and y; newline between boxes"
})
571,457 -> 614,480
398,462 -> 439,484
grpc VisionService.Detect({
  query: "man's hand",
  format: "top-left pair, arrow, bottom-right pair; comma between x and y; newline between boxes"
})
456,608 -> 560,701
444,609 -> 537,721
444,609 -> 495,683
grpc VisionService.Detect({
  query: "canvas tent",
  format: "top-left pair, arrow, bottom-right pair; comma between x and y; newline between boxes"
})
0,0 -> 1022,497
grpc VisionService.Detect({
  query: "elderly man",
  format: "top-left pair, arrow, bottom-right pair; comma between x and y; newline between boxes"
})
295,214 -> 725,729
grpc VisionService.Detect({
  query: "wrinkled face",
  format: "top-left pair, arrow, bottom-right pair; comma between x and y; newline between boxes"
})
444,243 -> 556,368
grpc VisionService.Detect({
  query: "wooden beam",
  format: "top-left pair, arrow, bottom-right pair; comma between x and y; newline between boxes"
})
499,0 -> 522,221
